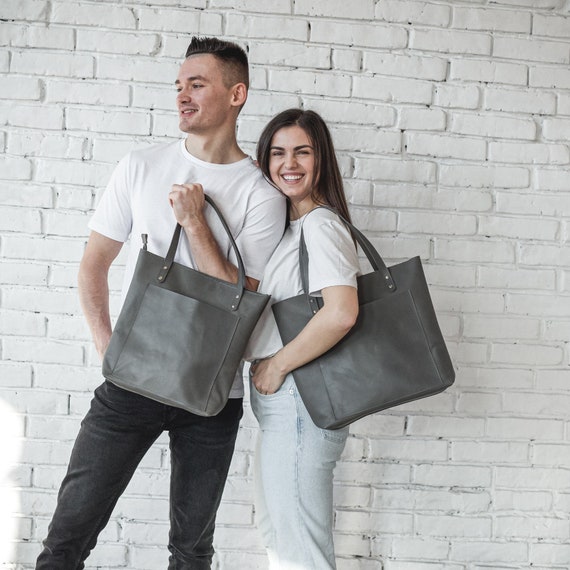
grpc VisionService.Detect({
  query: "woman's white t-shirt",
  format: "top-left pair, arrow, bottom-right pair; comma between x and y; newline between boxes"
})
245,207 -> 361,361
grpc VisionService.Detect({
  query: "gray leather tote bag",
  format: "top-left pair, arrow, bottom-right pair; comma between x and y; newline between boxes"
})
103,195 -> 270,416
272,208 -> 455,429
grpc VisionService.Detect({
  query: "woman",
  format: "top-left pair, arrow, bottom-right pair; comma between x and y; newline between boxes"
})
246,109 -> 360,569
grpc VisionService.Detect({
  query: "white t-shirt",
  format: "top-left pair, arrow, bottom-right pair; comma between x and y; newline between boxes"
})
89,138 -> 286,397
245,207 -> 360,361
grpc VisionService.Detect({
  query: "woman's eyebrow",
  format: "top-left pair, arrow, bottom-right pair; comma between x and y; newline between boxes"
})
270,145 -> 313,151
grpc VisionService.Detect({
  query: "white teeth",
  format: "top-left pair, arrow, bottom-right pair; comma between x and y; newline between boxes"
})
282,175 -> 302,181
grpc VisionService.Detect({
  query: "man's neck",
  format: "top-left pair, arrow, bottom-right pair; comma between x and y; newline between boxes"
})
184,134 -> 247,165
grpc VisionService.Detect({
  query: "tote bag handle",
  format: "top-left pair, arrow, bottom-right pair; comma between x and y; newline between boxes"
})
299,206 -> 396,299
156,195 -> 248,311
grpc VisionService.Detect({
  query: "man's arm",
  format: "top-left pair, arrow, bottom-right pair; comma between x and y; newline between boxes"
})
169,182 -> 260,291
78,231 -> 124,359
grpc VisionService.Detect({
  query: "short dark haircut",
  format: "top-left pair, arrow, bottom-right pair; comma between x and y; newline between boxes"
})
257,108 -> 352,222
185,36 -> 249,89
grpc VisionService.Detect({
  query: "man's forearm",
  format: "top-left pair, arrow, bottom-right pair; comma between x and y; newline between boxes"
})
183,218 -> 239,284
78,271 -> 113,359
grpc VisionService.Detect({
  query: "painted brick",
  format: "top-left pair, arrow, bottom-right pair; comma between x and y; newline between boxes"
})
478,215 -> 560,240
439,164 -> 530,188
494,36 -> 570,64
376,0 -> 451,26
11,51 -> 94,78
398,107 -> 447,131
453,7 -> 531,33
310,21 -> 408,49
332,48 -> 362,72
46,79 -> 130,106
434,83 -> 481,109
0,182 -> 53,208
355,157 -> 436,184
451,540 -> 528,563
480,266 -> 556,290
7,132 -> 87,160
268,68 -> 351,97
405,132 -> 486,161
210,0 -> 289,11
249,41 -> 331,69
0,0 -> 49,21
412,28 -> 492,56
51,1 -> 137,28
1,22 -> 75,50
450,58 -> 527,85
97,55 -> 179,84
415,514 -> 492,538
353,75 -> 433,105
5,103 -> 64,131
294,0 -> 374,19
137,8 -> 222,34
76,29 -> 160,56
363,52 -> 448,81
301,98 -> 396,127
0,76 -> 42,100
35,158 -> 114,187
530,65 -> 570,89
489,141 -> 569,164
484,86 -> 557,114
542,117 -> 570,141
227,14 -> 308,41
0,156 -> 32,180
451,441 -> 529,464
450,111 -> 536,140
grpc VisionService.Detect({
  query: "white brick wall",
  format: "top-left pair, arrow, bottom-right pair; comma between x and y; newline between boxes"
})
1,0 -> 569,568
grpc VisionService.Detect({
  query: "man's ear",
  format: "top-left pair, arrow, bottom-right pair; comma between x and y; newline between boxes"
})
230,83 -> 248,108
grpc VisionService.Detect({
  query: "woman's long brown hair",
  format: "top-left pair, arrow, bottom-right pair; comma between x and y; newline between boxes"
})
257,108 -> 352,223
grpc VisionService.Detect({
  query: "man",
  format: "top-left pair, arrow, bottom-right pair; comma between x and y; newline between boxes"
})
36,37 -> 286,569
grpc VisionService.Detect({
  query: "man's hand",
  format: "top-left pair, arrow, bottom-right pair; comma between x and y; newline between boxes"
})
169,183 -> 206,229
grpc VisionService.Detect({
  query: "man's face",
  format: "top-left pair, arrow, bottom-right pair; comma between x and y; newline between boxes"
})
175,54 -> 236,135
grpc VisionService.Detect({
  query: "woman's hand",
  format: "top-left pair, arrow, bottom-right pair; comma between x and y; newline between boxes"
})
251,356 -> 287,395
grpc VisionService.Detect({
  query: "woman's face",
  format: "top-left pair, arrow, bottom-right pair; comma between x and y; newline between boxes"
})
268,125 -> 317,217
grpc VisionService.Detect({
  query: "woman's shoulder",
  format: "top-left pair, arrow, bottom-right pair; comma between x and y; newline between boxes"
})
303,206 -> 344,230
303,206 -> 354,246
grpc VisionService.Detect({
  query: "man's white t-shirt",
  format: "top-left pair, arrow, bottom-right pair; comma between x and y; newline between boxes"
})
245,207 -> 360,361
89,139 -> 286,397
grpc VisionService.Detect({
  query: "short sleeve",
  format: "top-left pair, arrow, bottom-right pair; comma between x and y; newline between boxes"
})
303,210 -> 360,296
88,153 -> 133,243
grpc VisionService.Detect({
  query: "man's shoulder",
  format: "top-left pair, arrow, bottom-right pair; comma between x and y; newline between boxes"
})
126,139 -> 180,164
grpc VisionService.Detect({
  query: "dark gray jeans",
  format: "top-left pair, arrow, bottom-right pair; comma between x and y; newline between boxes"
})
36,380 -> 243,570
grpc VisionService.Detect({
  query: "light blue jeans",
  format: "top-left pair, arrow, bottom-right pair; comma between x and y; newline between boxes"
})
250,374 -> 349,570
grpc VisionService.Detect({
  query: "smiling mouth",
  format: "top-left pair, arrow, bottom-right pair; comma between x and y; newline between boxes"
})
180,109 -> 197,115
282,174 -> 303,181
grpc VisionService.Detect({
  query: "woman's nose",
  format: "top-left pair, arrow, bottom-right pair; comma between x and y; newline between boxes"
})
284,152 -> 297,168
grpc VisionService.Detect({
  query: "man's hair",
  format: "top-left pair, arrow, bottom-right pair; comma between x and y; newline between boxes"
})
185,36 -> 249,89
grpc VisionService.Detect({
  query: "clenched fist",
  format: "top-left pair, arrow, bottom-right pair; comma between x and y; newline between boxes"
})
169,183 -> 206,228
